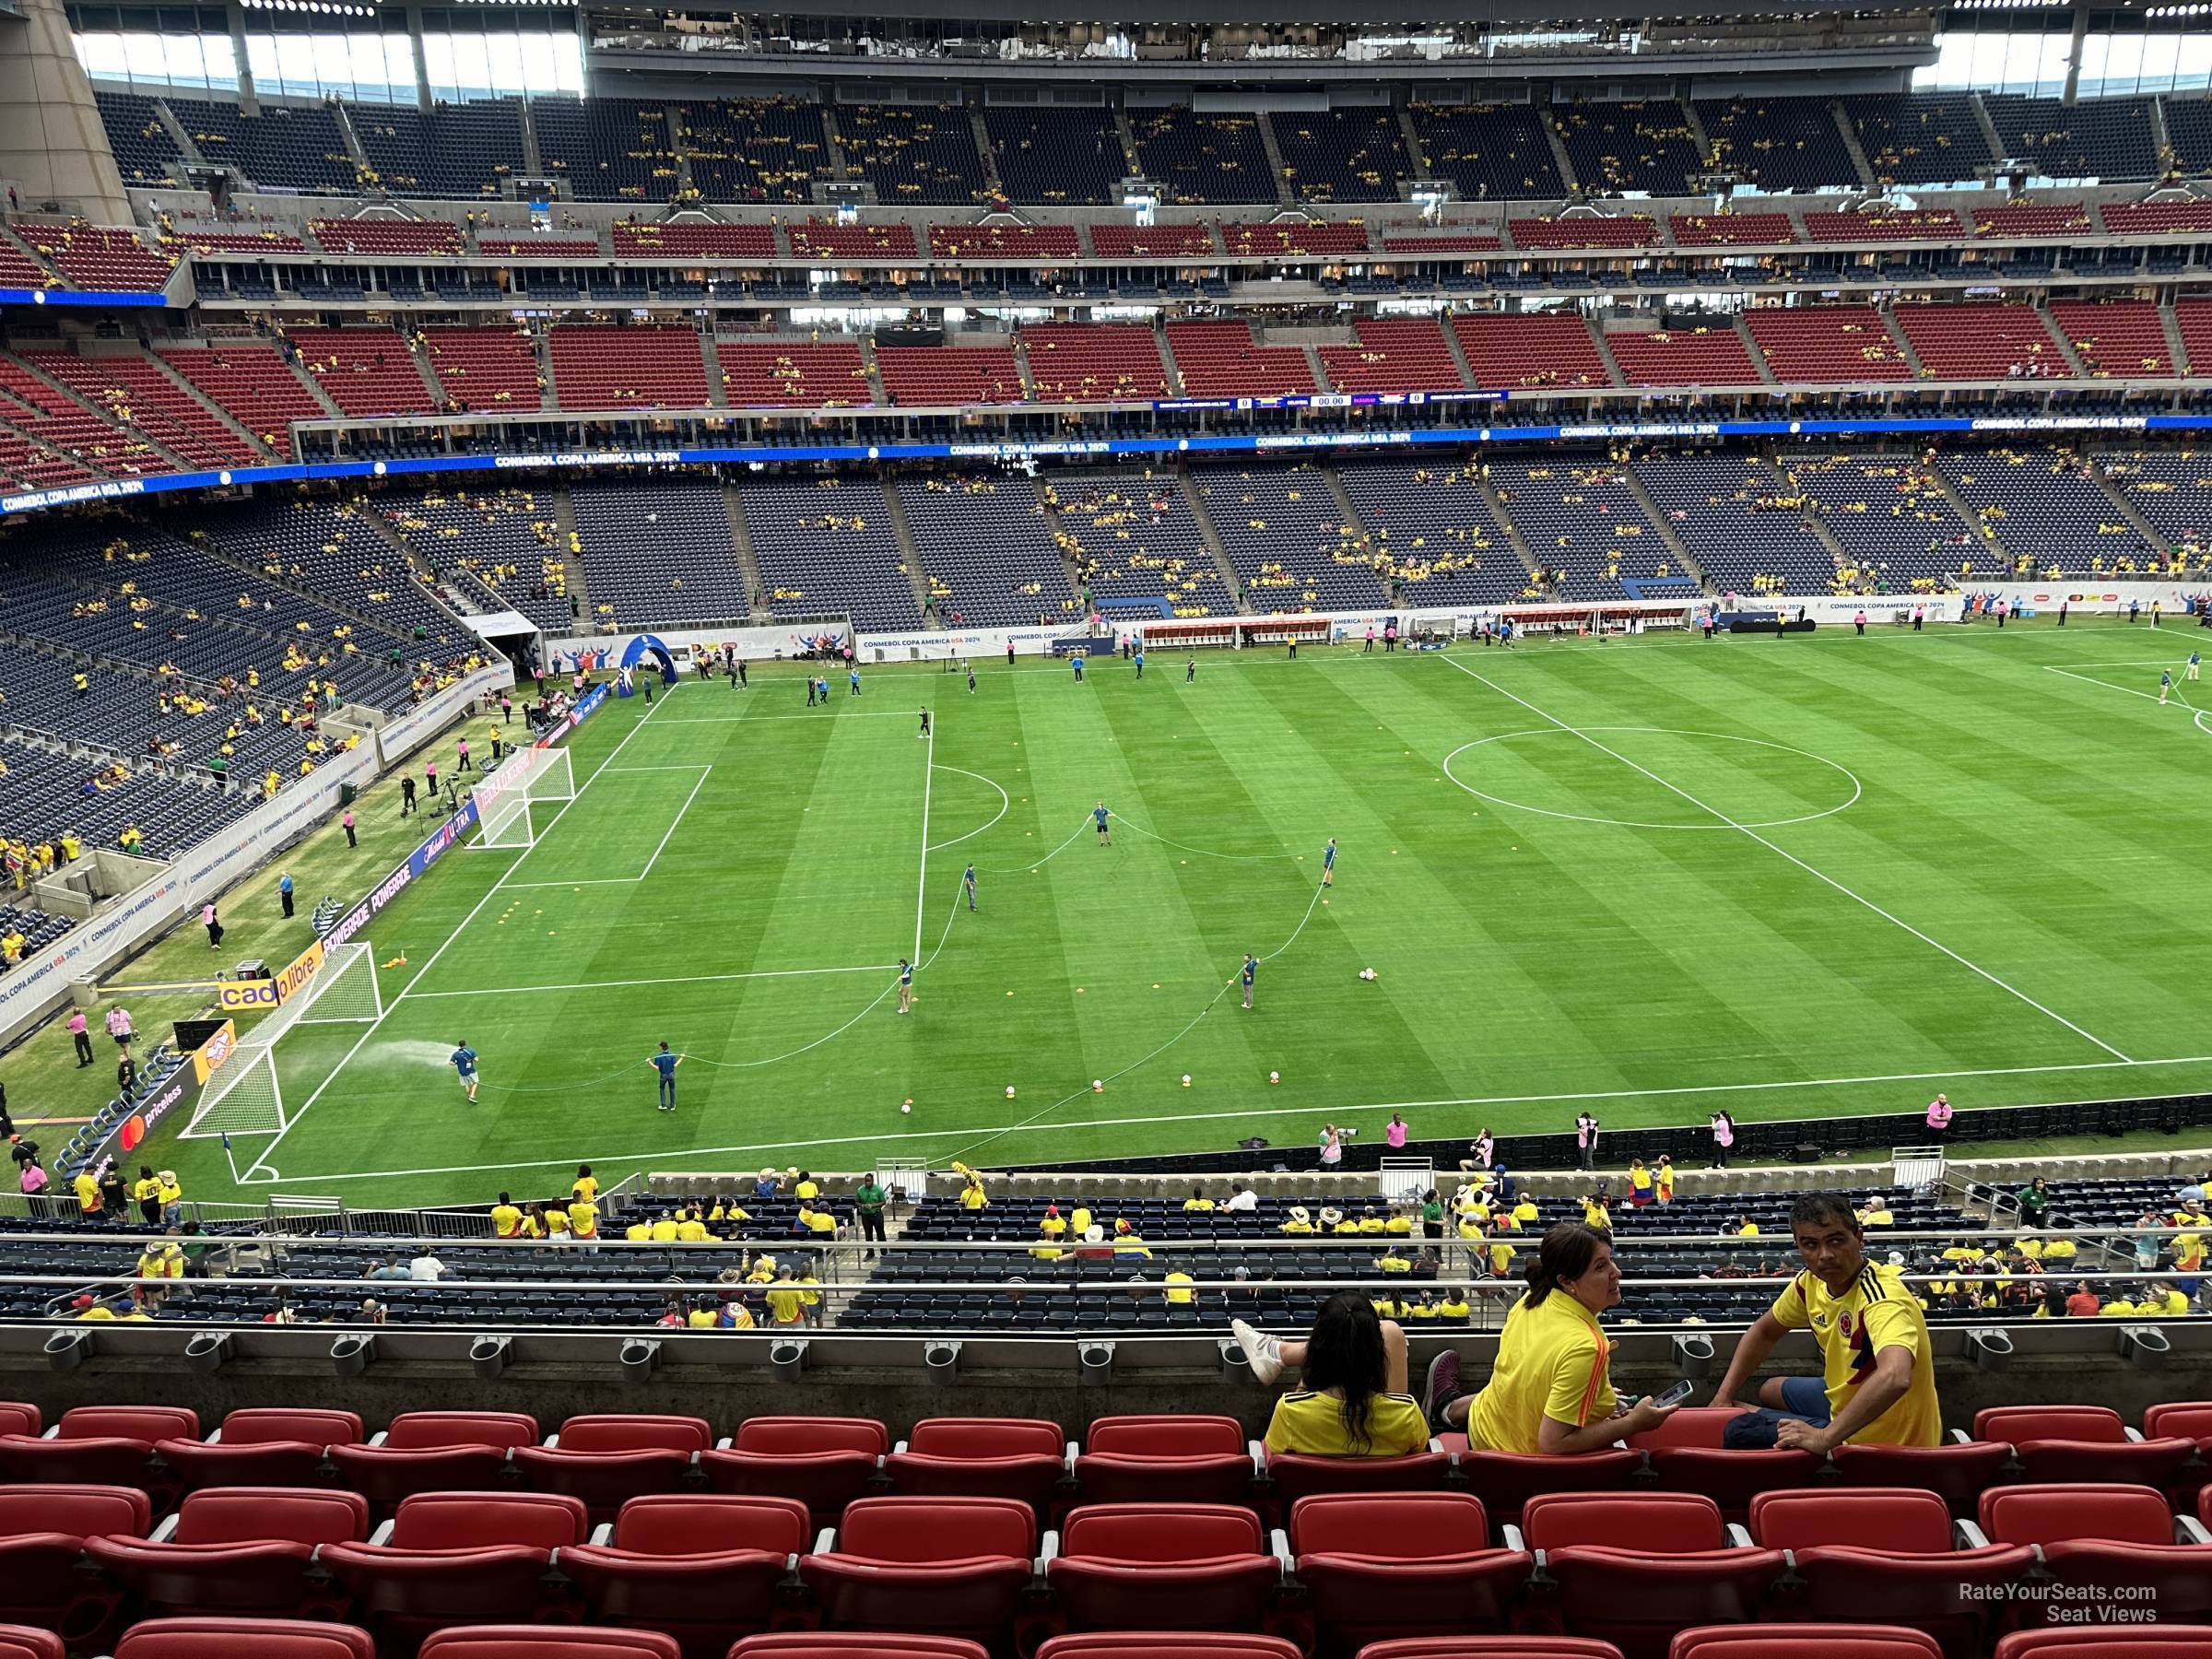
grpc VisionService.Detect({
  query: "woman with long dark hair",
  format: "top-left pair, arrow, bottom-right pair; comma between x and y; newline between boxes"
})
1423,1222 -> 1680,1453
1233,1290 -> 1429,1457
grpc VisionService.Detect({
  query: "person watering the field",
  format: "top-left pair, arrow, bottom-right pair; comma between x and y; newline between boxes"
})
2161,669 -> 2174,705
1240,952 -> 1257,1009
896,959 -> 913,1015
1323,838 -> 1336,888
1709,1192 -> 1944,1452
1094,801 -> 1111,845
2191,651 -> 2203,682
964,863 -> 978,912
650,1041 -> 681,1112
450,1040 -> 479,1102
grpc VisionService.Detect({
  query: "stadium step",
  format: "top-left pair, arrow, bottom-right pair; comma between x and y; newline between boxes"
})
971,109 -> 1005,196
148,347 -> 279,459
1176,468 -> 1244,608
1678,100 -> 1716,172
818,104 -> 854,187
2038,306 -> 2092,378
5,349 -> 196,473
1618,462 -> 1706,584
1110,105 -> 1142,180
1735,316 -> 1779,385
2084,455 -> 2180,560
1541,112 -> 1582,194
1395,105 -> 1430,178
328,101 -> 373,186
665,103 -> 696,196
404,334 -> 445,411
1877,304 -> 1930,378
879,473 -> 934,618
2163,302 -> 2193,374
1154,324 -> 1188,397
1473,472 -> 1547,589
1967,90 -> 2007,171
722,478 -> 765,614
1827,100 -> 1879,192
1584,322 -> 1630,389
150,97 -> 206,170
1253,112 -> 1298,206
551,485 -> 593,620
1759,453 -> 1853,577
700,332 -> 728,407
516,99 -> 545,178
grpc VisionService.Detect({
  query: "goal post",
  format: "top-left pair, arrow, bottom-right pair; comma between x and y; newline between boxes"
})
179,941 -> 383,1140
467,746 -> 574,853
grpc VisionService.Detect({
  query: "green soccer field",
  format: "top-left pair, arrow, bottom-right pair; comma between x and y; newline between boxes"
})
115,620 -> 2212,1207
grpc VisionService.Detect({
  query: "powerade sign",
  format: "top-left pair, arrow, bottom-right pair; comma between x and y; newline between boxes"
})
322,796 -> 479,951
15,410 -> 2212,515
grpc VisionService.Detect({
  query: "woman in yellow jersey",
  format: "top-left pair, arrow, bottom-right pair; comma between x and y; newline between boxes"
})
1234,1290 -> 1430,1458
1423,1223 -> 1680,1453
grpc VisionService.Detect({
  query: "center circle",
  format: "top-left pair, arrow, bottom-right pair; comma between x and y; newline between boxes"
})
1441,726 -> 1862,831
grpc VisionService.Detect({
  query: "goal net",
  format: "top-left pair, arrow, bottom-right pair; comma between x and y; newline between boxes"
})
469,746 -> 575,853
179,941 -> 384,1139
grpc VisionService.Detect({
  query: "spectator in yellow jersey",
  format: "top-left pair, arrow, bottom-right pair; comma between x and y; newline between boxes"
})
74,1166 -> 103,1215
491,1193 -> 523,1237
794,1171 -> 820,1201
800,1202 -> 838,1237
567,1196 -> 600,1252
1423,1224 -> 1674,1453
955,1161 -> 987,1211
1280,1206 -> 1315,1235
571,1165 -> 598,1205
1438,1288 -> 1473,1323
1512,1196 -> 1539,1228
1237,1289 -> 1430,1458
649,1212 -> 679,1242
1184,1185 -> 1216,1212
686,1297 -> 719,1329
155,1170 -> 182,1225
624,1218 -> 653,1242
677,1208 -> 712,1242
1711,1194 -> 1943,1452
764,1265 -> 806,1327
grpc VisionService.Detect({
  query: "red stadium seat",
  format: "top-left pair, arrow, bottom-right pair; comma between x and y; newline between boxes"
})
1671,1627 -> 1941,1659
1747,1487 -> 2030,1657
82,1486 -> 368,1617
1972,1406 -> 2200,1493
1075,1418 -> 1256,1507
0,1407 -> 39,1439
1045,1503 -> 1283,1633
0,1483 -> 149,1642
329,1412 -> 538,1512
888,1418 -> 1068,1513
1520,1492 -> 1785,1659
1830,1441 -> 2012,1517
0,1406 -> 198,1497
1262,1451 -> 1452,1512
1455,1451 -> 1642,1524
1291,1491 -> 1531,1653
159,1408 -> 363,1492
0,1627 -> 63,1659
704,1418 -> 888,1524
316,1489 -> 588,1649
1039,1638 -> 1303,1659
1628,1412 -> 1818,1524
559,1493 -> 809,1659
731,1638 -> 989,1659
418,1628 -> 680,1659
1980,1483 -> 2212,1625
113,1618 -> 376,1659
1356,1639 -> 1626,1659
514,1416 -> 711,1523
1994,1632 -> 2212,1659
798,1496 -> 1037,1645
2141,1403 -> 2212,1508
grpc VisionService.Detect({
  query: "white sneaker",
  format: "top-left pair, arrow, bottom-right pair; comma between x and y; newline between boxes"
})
1230,1317 -> 1284,1385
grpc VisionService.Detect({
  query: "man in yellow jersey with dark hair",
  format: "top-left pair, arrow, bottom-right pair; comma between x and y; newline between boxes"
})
1710,1192 -> 1943,1452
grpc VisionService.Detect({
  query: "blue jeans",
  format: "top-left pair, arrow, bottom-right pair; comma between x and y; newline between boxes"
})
658,1076 -> 677,1108
1723,1375 -> 1831,1448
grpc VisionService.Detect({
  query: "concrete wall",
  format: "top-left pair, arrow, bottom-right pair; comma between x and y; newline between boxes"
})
0,0 -> 129,220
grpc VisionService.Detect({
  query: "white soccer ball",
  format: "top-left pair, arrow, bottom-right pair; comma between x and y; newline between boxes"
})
1269,1070 -> 1280,1085
1006,1085 -> 1017,1099
901,1099 -> 913,1115
1092,1079 -> 1103,1093
1182,1074 -> 1192,1088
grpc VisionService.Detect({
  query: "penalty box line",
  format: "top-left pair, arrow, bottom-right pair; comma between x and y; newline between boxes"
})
1436,653 -> 2134,1065
237,689 -> 680,1183
234,1052 -> 2212,1188
504,763 -> 713,888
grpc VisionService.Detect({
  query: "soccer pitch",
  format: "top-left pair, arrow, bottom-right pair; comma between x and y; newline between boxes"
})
146,621 -> 2212,1207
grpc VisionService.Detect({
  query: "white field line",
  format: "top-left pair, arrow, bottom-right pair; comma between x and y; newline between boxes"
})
914,721 -> 935,962
240,688 -> 679,1180
406,963 -> 900,999
505,764 -> 712,888
239,1052 -> 2212,1187
1437,654 -> 2133,1063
